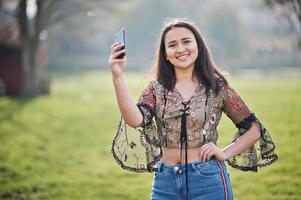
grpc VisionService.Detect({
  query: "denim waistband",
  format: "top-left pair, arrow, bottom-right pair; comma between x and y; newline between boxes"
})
156,156 -> 216,173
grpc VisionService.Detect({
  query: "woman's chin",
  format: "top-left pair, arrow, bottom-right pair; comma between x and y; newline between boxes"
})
174,62 -> 195,70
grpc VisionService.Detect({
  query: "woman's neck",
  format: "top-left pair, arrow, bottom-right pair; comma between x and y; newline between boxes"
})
175,67 -> 195,83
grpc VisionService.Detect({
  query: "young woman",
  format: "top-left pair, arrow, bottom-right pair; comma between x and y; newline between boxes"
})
109,18 -> 278,200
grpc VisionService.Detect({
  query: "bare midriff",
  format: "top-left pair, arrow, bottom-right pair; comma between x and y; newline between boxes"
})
161,146 -> 202,164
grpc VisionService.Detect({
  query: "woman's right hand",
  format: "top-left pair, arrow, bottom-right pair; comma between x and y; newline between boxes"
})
108,42 -> 127,79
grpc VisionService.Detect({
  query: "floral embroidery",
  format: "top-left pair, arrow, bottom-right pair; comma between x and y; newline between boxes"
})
111,79 -> 278,173
129,141 -> 136,149
209,113 -> 217,124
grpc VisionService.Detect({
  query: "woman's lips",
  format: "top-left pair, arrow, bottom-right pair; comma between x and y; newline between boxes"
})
176,54 -> 189,61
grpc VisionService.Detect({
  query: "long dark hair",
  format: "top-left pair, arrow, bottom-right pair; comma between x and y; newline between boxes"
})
152,18 -> 228,94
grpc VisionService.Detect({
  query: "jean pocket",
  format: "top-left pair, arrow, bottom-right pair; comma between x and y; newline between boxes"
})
193,161 -> 220,178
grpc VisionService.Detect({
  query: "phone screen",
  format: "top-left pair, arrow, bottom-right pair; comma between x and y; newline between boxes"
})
114,28 -> 126,59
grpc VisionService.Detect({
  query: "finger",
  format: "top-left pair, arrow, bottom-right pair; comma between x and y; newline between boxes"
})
200,143 -> 209,151
111,43 -> 125,53
112,48 -> 126,56
110,43 -> 121,54
109,56 -> 127,65
204,143 -> 217,161
110,46 -> 122,56
199,144 -> 210,154
111,49 -> 126,59
200,147 -> 208,161
206,151 -> 214,161
111,42 -> 122,49
198,144 -> 209,160
202,148 -> 212,161
203,144 -> 216,161
110,58 -> 126,64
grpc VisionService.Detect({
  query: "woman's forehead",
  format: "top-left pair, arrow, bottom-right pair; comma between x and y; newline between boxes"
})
164,27 -> 195,43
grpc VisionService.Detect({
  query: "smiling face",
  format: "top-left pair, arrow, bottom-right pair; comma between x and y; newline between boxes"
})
164,27 -> 199,71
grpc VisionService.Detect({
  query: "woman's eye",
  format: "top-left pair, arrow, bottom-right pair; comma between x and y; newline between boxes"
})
168,44 -> 176,48
184,40 -> 191,44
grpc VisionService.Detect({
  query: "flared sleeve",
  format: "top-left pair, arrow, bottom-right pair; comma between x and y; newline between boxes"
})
221,82 -> 278,172
111,81 -> 162,173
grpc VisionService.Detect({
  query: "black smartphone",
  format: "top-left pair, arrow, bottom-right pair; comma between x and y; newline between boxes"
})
113,28 -> 126,59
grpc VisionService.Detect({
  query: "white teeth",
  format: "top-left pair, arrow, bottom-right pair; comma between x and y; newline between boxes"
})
177,55 -> 189,60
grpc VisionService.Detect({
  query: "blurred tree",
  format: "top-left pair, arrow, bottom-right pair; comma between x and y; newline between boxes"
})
0,0 -> 113,97
264,0 -> 301,47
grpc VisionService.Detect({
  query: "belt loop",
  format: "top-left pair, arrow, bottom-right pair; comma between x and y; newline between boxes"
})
156,161 -> 162,172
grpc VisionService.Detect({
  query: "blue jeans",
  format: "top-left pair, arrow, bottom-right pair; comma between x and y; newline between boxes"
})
150,159 -> 233,200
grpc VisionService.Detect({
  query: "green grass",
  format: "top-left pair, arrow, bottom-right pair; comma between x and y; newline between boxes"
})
0,71 -> 300,200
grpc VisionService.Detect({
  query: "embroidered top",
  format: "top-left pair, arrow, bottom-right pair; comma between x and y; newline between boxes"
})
111,79 -> 278,172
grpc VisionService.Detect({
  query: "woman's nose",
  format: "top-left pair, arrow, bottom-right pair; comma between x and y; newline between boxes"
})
176,45 -> 185,53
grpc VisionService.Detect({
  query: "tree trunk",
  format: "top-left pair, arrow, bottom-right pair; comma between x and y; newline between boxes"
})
21,36 -> 39,97
19,0 -> 40,97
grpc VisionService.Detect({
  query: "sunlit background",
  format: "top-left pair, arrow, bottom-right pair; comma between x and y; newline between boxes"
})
46,0 -> 300,75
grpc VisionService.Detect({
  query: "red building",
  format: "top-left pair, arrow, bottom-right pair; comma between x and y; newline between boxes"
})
0,44 -> 22,96
0,0 -> 22,96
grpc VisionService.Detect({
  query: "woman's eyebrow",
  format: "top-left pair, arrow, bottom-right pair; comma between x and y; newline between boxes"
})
167,40 -> 176,45
167,37 -> 192,44
182,37 -> 192,40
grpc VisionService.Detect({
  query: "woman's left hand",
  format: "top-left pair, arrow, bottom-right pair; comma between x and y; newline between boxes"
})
198,142 -> 227,161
